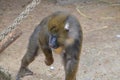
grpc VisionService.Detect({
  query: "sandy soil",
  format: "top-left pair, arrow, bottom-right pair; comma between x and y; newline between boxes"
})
0,0 -> 120,80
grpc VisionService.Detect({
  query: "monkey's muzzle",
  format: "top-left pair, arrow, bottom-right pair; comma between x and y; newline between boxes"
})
49,35 -> 59,49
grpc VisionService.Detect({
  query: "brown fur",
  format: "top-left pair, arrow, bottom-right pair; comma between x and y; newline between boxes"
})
16,11 -> 83,80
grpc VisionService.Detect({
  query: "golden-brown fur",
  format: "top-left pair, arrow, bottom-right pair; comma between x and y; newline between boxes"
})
16,11 -> 83,80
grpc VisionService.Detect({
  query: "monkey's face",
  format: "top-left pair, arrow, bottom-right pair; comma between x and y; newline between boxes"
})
48,15 -> 69,49
48,25 -> 68,49
49,34 -> 59,49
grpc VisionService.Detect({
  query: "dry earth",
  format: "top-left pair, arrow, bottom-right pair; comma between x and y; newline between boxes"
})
0,0 -> 120,80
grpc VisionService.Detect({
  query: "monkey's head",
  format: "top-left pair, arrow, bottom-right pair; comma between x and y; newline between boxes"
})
48,13 -> 70,49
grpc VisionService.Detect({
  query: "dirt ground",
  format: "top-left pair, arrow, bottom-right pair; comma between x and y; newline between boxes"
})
0,0 -> 120,80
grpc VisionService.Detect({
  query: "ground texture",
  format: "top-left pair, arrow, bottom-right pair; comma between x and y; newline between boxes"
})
0,0 -> 120,80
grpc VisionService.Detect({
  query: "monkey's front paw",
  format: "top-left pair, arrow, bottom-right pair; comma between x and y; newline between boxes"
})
45,57 -> 54,66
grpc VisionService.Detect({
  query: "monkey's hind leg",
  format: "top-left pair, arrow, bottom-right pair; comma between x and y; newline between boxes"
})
16,39 -> 39,80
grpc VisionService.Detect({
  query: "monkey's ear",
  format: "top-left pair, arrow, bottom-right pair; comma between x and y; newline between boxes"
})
64,22 -> 69,31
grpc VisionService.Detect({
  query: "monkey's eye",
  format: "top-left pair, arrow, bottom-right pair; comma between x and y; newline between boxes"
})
50,26 -> 56,31
50,26 -> 58,34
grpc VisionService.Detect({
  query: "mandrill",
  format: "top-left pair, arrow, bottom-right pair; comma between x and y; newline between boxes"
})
16,11 -> 83,80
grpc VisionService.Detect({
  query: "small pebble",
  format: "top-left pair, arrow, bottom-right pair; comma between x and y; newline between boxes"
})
50,66 -> 55,70
116,35 -> 120,38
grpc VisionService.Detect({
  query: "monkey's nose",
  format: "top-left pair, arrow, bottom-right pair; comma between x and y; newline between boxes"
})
49,44 -> 59,49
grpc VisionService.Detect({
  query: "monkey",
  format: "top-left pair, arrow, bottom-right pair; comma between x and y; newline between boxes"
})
16,11 -> 83,80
